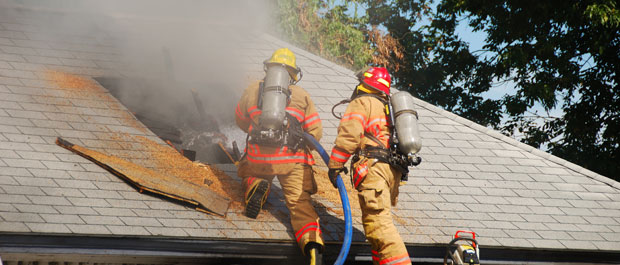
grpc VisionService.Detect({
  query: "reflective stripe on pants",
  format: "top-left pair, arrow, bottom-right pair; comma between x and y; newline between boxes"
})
243,164 -> 324,252
280,164 -> 324,252
357,162 -> 411,265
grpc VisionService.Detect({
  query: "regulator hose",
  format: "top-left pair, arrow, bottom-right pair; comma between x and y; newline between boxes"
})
304,133 -> 352,265
331,99 -> 350,119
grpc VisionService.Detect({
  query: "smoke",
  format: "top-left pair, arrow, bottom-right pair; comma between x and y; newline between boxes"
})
1,0 -> 276,160
2,0 -> 272,119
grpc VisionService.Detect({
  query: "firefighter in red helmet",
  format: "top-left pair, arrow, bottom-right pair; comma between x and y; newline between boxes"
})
328,67 -> 412,265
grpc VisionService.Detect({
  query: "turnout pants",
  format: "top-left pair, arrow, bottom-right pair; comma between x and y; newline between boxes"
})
355,159 -> 411,265
243,164 -> 324,253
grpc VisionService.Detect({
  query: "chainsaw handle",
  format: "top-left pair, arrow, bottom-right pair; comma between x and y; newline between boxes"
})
444,237 -> 480,265
454,230 -> 477,248
455,230 -> 476,240
447,237 -> 478,247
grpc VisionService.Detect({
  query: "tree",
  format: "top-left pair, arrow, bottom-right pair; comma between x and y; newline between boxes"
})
364,0 -> 504,128
274,0 -> 403,70
274,0 -> 373,69
275,0 -> 620,180
420,0 -> 620,179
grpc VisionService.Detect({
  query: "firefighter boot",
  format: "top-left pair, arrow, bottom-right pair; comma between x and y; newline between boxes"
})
244,178 -> 270,219
305,242 -> 323,265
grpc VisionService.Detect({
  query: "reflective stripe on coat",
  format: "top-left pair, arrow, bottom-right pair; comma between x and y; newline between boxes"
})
236,81 -> 322,176
328,95 -> 389,169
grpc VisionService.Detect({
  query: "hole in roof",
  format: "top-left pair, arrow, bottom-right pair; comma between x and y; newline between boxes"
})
94,76 -> 245,164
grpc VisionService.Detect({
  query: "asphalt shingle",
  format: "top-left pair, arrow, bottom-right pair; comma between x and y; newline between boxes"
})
0,8 -> 618,255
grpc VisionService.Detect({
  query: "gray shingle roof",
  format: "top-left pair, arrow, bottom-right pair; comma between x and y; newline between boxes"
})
1,5 -> 619,254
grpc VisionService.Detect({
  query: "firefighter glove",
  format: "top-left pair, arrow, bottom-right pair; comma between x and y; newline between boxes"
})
327,167 -> 348,189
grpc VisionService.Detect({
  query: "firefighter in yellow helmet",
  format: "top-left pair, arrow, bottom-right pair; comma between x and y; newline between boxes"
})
235,48 -> 324,263
328,67 -> 414,265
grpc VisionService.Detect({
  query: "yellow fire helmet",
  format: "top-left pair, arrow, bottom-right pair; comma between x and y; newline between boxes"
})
264,48 -> 302,82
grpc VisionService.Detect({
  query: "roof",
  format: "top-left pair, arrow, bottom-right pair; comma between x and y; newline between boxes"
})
1,3 -> 620,263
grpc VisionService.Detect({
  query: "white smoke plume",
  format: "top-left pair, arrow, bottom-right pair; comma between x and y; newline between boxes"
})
1,0 -> 276,161
2,0 -> 272,119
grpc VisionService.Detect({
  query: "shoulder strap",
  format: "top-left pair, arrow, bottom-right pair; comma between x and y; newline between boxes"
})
356,93 -> 390,150
257,81 -> 264,109
364,131 -> 387,149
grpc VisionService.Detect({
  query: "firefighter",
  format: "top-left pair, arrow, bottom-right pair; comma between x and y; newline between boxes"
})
235,48 -> 324,263
328,67 -> 412,265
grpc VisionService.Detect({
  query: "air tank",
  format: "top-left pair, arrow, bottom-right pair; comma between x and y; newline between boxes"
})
259,65 -> 291,129
391,91 -> 422,154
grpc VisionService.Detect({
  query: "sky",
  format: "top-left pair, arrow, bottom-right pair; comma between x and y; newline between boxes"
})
456,23 -> 564,117
454,22 -> 564,148
339,1 -> 564,143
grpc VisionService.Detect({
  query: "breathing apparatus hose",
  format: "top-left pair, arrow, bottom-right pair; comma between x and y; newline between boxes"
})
303,133 -> 352,265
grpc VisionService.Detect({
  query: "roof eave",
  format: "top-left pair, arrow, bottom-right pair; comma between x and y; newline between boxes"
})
1,234 -> 619,264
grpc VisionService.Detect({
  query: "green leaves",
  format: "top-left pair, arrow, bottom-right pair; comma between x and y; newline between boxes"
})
585,1 -> 620,27
417,0 -> 620,179
274,0 -> 620,179
274,0 -> 373,69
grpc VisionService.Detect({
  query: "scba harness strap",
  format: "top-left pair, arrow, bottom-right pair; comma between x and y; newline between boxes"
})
248,82 -> 305,153
335,92 -> 415,182
354,133 -> 411,173
248,112 -> 306,152
285,112 -> 305,151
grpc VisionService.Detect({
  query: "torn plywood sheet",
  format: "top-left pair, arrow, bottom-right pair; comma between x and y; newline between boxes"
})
56,137 -> 230,216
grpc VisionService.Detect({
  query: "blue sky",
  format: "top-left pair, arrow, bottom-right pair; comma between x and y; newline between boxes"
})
455,22 -> 563,137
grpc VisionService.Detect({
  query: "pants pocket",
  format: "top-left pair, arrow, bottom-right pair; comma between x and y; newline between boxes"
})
359,188 -> 385,212
305,166 -> 318,195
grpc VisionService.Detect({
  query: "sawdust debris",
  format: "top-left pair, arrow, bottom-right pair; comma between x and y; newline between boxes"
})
134,135 -> 243,207
45,70 -> 148,134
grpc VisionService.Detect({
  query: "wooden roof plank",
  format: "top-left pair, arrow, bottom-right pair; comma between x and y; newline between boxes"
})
55,137 -> 230,216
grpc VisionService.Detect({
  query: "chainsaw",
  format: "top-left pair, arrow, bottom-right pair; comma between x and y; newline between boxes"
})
444,230 -> 480,265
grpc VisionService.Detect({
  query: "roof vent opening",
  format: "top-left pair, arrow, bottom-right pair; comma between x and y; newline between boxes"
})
94,76 -> 244,165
